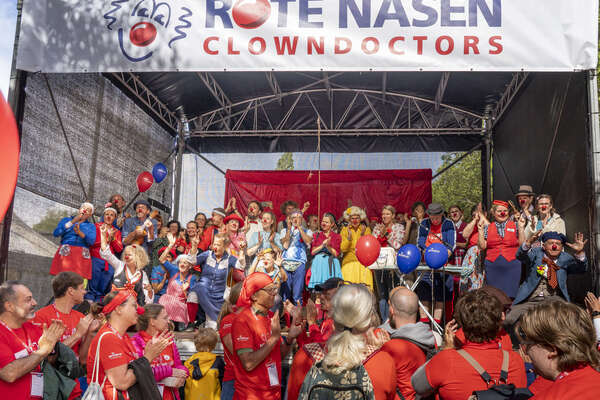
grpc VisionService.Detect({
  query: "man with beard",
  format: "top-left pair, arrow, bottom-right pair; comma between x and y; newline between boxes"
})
122,199 -> 157,258
0,281 -> 66,398
504,231 -> 588,330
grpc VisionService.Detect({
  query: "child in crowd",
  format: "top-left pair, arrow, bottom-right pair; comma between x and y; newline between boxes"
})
248,248 -> 286,311
184,328 -> 225,400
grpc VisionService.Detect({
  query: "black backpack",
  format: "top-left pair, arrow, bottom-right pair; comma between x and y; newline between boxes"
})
457,349 -> 533,400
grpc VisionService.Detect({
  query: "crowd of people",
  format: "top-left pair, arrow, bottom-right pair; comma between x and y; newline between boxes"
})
1,184 -> 600,399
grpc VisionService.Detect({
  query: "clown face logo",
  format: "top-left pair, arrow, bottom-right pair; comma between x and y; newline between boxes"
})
103,0 -> 192,62
232,0 -> 271,29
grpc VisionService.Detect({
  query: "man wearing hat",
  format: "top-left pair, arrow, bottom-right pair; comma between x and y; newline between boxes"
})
199,207 -> 227,251
299,277 -> 343,346
504,230 -> 588,329
415,203 -> 456,324
122,199 -> 157,262
515,184 -> 535,218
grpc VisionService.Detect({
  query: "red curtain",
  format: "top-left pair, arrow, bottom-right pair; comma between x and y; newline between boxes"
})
224,169 -> 432,220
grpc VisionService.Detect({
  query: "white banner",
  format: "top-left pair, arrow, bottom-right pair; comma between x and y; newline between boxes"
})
16,0 -> 598,73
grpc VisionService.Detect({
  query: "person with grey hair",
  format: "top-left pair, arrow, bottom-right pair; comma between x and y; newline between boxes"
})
0,281 -> 66,397
50,201 -> 96,280
158,237 -> 199,331
297,284 -> 396,400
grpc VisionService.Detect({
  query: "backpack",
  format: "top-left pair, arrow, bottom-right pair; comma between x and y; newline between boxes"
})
457,349 -> 533,400
298,361 -> 375,400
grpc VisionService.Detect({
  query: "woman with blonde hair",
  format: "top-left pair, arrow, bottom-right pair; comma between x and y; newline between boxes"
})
340,206 -> 374,289
298,284 -> 396,400
100,225 -> 153,304
519,301 -> 600,398
372,205 -> 405,319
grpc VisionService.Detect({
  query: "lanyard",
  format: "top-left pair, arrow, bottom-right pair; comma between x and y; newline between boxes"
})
106,324 -> 137,357
0,318 -> 33,353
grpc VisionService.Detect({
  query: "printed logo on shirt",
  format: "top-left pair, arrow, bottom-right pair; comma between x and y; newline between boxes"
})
236,335 -> 249,342
223,323 -> 232,329
507,228 -> 515,232
108,352 -> 123,359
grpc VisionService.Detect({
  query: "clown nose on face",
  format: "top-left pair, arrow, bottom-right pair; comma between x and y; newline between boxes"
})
130,22 -> 157,47
137,307 -> 145,315
551,245 -> 558,251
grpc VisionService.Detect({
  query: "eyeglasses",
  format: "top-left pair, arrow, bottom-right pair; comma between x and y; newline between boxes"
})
260,286 -> 279,295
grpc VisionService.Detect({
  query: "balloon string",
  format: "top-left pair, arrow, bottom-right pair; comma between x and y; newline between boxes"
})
317,117 -> 321,225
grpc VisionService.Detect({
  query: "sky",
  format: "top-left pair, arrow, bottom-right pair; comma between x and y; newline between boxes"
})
0,0 -> 444,227
0,0 -> 16,96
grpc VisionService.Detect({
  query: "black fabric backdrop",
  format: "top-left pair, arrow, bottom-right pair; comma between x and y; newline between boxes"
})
492,72 -> 594,303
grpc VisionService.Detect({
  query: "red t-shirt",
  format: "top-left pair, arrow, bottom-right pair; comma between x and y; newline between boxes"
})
425,342 -> 526,400
297,318 -> 335,347
219,312 -> 238,383
381,338 -> 427,400
231,307 -> 281,400
87,324 -> 137,400
531,366 -> 600,399
425,223 -> 443,246
33,305 -> 84,355
0,321 -> 43,399
528,376 -> 554,395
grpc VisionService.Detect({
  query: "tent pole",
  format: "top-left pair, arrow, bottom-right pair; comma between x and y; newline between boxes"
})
432,142 -> 483,180
185,144 -> 226,176
173,127 -> 185,221
481,136 -> 492,210
586,70 -> 600,292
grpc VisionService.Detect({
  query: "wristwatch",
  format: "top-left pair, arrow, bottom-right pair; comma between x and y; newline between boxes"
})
591,311 -> 600,318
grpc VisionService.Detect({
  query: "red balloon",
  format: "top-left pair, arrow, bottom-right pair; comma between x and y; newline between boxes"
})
136,171 -> 154,193
0,92 -> 20,223
355,235 -> 381,266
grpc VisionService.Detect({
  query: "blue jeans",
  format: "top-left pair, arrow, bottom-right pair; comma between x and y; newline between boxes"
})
221,379 -> 234,400
281,262 -> 306,305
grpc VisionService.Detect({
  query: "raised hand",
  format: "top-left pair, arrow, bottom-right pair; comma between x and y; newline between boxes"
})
73,223 -> 84,238
302,201 -> 310,212
270,310 -> 281,340
144,330 -> 172,361
527,229 -> 543,246
287,305 -> 305,340
517,214 -> 527,231
585,292 -> 600,313
75,314 -> 94,337
167,233 -> 177,246
38,320 -> 66,355
566,232 -> 587,253
305,298 -> 317,325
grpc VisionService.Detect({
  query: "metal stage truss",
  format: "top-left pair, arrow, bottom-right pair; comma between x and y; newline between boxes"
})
107,71 -> 530,140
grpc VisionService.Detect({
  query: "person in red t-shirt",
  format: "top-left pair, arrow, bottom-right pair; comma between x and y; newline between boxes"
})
519,301 -> 600,399
295,283 -> 396,400
380,288 -> 436,400
231,272 -> 303,400
297,277 -> 342,347
87,288 -> 172,400
0,281 -> 66,399
33,272 -> 98,363
412,289 -> 526,400
217,281 -> 243,400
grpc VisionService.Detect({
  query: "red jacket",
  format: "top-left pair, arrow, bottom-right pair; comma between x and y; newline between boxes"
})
485,221 -> 519,262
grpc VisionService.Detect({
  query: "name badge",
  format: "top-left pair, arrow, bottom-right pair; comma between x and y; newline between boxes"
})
31,372 -> 44,397
14,349 -> 28,359
266,362 -> 279,387
507,228 -> 515,232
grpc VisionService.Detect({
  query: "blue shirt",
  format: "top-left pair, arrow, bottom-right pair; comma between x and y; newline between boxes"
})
122,216 -> 158,254
248,231 -> 282,253
53,217 -> 96,247
281,227 -> 312,263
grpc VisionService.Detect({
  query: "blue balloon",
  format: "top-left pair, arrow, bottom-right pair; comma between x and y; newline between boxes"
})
396,244 -> 421,274
424,243 -> 449,269
152,162 -> 168,183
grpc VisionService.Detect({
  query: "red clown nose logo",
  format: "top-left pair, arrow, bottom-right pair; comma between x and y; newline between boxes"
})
129,22 -> 157,47
232,0 -> 271,29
